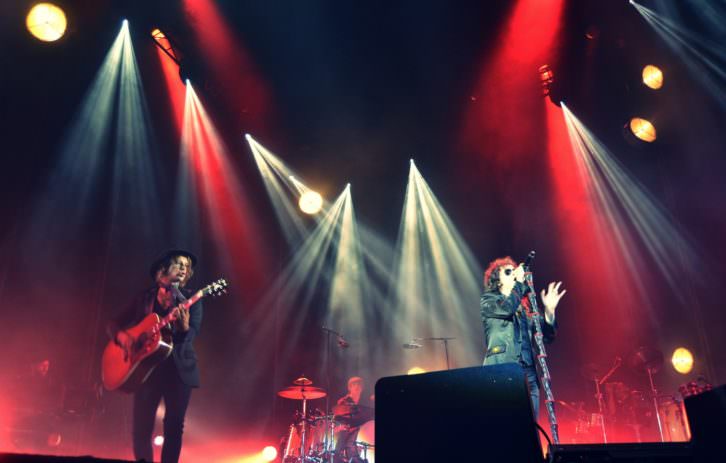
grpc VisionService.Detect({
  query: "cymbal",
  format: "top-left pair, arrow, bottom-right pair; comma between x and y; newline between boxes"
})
277,386 -> 326,400
629,346 -> 663,374
293,376 -> 313,386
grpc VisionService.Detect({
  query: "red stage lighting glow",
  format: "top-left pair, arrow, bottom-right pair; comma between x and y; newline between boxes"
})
545,102 -> 627,356
459,0 -> 565,175
180,84 -> 270,300
182,0 -> 274,135
154,47 -> 186,133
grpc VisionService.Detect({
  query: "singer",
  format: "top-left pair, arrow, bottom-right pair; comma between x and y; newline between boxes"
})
480,256 -> 565,417
106,250 -> 203,463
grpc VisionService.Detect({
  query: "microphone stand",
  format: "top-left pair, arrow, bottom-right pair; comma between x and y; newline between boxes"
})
523,262 -> 560,444
321,326 -> 345,458
407,337 -> 456,370
426,337 -> 456,370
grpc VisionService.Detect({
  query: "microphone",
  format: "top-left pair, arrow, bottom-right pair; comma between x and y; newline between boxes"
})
403,340 -> 422,349
523,251 -> 536,269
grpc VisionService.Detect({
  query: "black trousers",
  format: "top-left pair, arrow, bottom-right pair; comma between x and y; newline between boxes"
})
522,364 -> 540,419
133,357 -> 192,463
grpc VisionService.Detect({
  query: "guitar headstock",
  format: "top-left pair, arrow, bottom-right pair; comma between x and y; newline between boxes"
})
204,278 -> 229,297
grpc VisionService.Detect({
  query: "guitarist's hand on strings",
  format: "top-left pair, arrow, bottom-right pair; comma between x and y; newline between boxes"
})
174,305 -> 191,332
114,331 -> 133,361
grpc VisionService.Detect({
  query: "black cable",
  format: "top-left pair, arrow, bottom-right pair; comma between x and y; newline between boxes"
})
536,422 -> 554,462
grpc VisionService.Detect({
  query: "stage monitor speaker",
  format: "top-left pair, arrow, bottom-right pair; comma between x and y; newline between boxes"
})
375,363 -> 542,462
548,443 -> 693,462
684,384 -> 726,462
0,454 -> 133,462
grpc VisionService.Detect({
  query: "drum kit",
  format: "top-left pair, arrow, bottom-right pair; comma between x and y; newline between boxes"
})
278,377 -> 374,463
566,347 -> 691,444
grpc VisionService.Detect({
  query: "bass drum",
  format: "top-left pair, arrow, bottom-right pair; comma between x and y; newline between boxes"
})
356,420 -> 375,463
282,420 -> 328,462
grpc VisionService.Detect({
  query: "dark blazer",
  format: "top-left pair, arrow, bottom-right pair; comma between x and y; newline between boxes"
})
110,286 -> 203,388
480,282 -> 556,367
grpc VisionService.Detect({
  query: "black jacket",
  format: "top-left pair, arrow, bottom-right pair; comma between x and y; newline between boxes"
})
480,282 -> 556,367
110,286 -> 203,387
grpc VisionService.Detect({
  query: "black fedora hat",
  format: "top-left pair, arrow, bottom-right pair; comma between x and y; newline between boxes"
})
149,249 -> 198,279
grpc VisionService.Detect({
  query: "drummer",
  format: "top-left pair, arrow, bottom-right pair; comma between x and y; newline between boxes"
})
334,376 -> 367,463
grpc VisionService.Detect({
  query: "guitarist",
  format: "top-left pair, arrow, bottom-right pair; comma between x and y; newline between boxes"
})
107,250 -> 202,463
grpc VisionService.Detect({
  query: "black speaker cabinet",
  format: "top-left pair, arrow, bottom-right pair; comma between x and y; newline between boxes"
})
375,363 -> 543,462
684,384 -> 726,462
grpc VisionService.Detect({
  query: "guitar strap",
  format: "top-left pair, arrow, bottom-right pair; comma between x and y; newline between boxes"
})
170,283 -> 188,304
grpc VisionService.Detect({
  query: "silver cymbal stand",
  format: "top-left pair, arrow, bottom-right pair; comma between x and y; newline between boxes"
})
592,356 -> 622,444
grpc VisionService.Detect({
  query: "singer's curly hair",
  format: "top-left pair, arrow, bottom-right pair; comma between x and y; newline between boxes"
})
483,256 -> 517,292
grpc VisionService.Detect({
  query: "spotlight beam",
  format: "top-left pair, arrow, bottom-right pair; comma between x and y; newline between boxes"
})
390,161 -> 484,371
631,1 -> 726,108
560,101 -> 709,377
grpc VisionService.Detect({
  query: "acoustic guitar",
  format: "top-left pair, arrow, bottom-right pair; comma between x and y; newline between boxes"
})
101,279 -> 228,392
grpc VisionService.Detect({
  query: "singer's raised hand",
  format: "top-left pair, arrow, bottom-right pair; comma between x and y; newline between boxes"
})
541,281 -> 566,322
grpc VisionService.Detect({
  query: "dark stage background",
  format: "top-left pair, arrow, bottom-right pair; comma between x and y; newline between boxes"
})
1,0 -> 725,460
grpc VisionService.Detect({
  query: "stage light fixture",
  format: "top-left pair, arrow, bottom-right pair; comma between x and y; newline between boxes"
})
538,64 -> 555,96
153,435 -> 164,446
642,65 -> 664,90
407,367 -> 426,375
151,27 -> 181,65
671,347 -> 694,375
262,446 -> 278,461
26,3 -> 67,42
299,190 -> 323,215
628,117 -> 657,142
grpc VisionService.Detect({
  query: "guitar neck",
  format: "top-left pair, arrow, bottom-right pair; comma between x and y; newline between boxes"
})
157,288 -> 205,331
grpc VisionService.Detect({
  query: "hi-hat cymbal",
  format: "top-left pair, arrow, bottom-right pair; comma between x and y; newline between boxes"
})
277,386 -> 326,400
293,376 -> 313,386
629,346 -> 664,374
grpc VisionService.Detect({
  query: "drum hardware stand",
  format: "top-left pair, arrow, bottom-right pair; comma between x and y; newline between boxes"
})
523,251 -> 559,444
646,366 -> 665,442
429,337 -> 455,370
356,441 -> 374,463
321,326 -> 347,459
629,346 -> 665,443
592,356 -> 622,444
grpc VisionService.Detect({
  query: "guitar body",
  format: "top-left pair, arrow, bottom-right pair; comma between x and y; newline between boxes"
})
101,278 -> 227,393
102,313 -> 173,393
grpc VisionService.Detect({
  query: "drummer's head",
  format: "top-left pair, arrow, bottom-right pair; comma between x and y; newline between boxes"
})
348,376 -> 363,394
